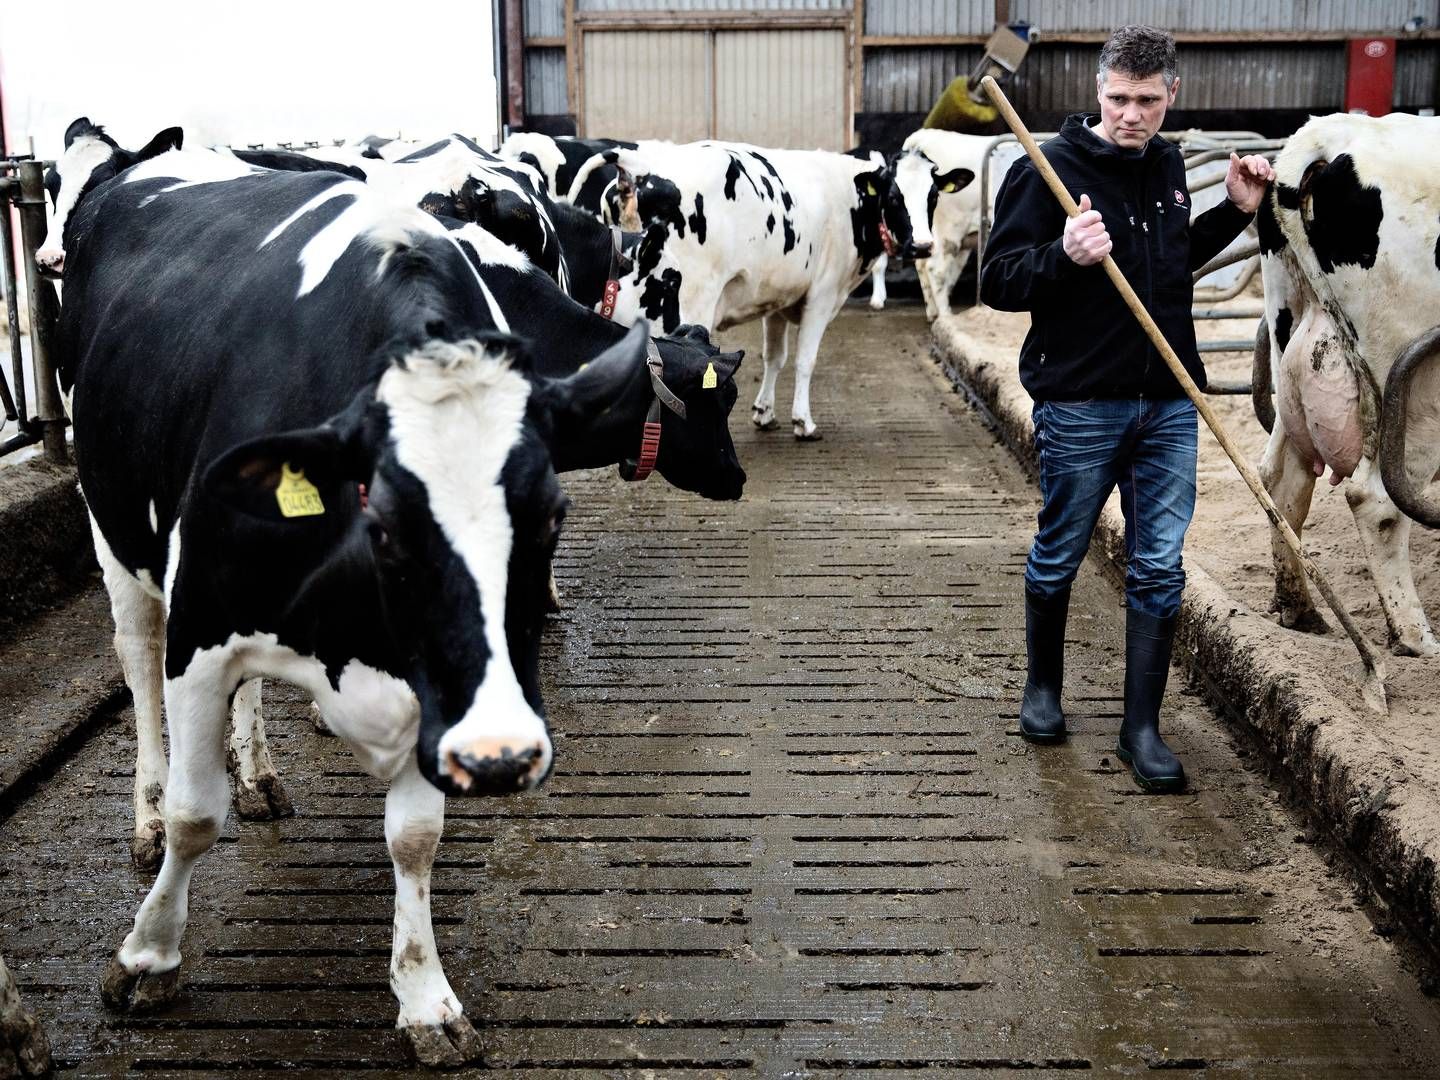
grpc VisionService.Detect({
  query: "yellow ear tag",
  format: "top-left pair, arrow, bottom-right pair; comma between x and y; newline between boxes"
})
276,463 -> 325,518
865,181 -> 876,196
702,361 -> 718,390
941,181 -> 957,193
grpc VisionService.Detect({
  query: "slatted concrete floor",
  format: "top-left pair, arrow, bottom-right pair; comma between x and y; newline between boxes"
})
3,306 -> 1439,1076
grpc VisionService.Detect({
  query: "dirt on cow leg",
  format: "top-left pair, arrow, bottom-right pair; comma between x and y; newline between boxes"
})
0,957 -> 51,1078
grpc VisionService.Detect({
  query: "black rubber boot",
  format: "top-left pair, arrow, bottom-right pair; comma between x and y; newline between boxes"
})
1117,607 -> 1187,793
1019,586 -> 1069,744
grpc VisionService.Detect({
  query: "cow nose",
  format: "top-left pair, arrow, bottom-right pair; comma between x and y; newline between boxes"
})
443,738 -> 549,795
35,247 -> 64,277
908,242 -> 934,259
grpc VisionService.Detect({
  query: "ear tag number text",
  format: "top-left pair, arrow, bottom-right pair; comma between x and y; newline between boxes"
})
277,463 -> 325,518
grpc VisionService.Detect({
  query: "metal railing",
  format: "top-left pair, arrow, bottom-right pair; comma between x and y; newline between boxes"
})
1,156 -> 67,463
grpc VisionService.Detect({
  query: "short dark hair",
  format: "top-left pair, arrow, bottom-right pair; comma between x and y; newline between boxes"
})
1098,25 -> 1178,87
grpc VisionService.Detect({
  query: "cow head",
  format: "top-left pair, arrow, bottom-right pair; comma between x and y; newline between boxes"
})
640,324 -> 745,500
884,148 -> 975,261
38,118 -> 183,277
205,332 -> 564,797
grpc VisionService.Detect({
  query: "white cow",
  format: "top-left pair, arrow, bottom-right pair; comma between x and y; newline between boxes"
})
1256,111 -> 1440,656
566,139 -> 943,439
868,129 -> 991,319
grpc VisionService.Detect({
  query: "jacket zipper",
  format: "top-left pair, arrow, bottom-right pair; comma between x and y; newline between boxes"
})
1136,165 -> 1154,389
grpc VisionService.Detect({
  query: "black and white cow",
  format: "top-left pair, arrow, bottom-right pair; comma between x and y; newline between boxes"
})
1254,111 -> 1440,657
867,130 -> 984,318
500,132 -> 637,221
564,139 -> 924,439
41,122 -> 569,294
58,155 -> 661,1065
36,117 -> 182,275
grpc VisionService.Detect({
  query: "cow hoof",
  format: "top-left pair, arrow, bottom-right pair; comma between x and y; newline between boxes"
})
792,420 -> 822,441
0,997 -> 51,1078
309,701 -> 334,736
1276,605 -> 1330,635
1390,635 -> 1440,659
232,772 -> 295,821
404,1016 -> 485,1069
869,297 -> 885,311
129,821 -> 166,872
99,956 -> 180,1015
751,409 -> 778,431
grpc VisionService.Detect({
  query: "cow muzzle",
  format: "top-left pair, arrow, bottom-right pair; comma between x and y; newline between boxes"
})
35,247 -> 64,279
435,728 -> 552,796
905,241 -> 934,260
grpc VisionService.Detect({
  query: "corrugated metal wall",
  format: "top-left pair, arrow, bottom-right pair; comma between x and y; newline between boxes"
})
864,0 -> 992,36
583,31 -> 711,140
523,0 -> 564,38
1395,43 -> 1440,106
577,0 -> 849,10
864,47 -> 985,112
715,30 -> 849,148
1011,0 -> 1438,32
526,49 -> 568,114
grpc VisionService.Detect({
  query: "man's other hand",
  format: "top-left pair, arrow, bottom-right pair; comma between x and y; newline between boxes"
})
1063,194 -> 1111,266
1225,152 -> 1275,213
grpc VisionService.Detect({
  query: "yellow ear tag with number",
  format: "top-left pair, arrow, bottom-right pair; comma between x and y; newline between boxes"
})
702,361 -> 718,390
276,463 -> 325,518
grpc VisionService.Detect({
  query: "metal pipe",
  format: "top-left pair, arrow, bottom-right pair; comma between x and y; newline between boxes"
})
0,177 -> 22,424
1196,339 -> 1258,353
1193,254 -> 1261,303
980,74 -> 1389,712
1203,379 -> 1252,394
15,161 -> 66,464
1193,307 -> 1264,319
1193,241 -> 1260,283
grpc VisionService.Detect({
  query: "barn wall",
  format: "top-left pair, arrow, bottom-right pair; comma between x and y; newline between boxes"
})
864,0 -> 991,37
1010,0 -> 1437,33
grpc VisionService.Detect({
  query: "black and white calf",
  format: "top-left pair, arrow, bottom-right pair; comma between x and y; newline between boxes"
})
58,156 -> 654,1065
566,140 -> 924,439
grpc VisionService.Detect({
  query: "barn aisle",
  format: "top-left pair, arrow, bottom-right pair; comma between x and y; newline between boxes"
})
2,305 -> 1437,1076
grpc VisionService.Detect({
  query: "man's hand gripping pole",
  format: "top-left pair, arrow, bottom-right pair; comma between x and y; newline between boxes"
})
978,74 -> 1388,713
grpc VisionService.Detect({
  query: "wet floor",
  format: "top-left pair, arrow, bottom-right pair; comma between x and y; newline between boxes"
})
2,305 -> 1438,1076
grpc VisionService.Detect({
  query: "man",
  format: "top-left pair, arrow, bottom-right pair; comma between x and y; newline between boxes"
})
979,25 -> 1274,793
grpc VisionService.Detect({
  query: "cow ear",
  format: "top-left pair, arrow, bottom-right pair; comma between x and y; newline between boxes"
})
712,349 -> 743,381
548,320 -> 650,419
136,126 -> 184,162
935,167 -> 975,195
64,117 -> 99,148
203,428 -> 352,524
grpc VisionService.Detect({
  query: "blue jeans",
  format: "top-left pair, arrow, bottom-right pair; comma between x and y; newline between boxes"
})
1025,397 -> 1198,619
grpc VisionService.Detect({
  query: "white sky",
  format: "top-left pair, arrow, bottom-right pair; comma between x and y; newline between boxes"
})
1,1 -> 500,158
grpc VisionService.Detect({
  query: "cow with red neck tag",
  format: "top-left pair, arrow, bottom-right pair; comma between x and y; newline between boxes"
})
1254,111 -> 1440,657
566,140 -> 920,440
57,154 -> 678,1066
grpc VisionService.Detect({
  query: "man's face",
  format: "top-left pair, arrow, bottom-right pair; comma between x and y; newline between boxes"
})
1094,70 -> 1179,149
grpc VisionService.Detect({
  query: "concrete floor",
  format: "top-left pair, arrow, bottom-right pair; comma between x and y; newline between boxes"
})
1,305 -> 1437,1076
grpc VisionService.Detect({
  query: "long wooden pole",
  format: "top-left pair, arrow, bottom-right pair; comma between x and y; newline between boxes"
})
979,75 -> 1388,711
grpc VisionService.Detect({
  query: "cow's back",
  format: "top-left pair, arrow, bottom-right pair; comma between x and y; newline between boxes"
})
60,161 -> 494,579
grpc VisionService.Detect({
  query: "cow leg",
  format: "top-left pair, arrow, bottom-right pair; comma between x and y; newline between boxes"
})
917,257 -> 938,320
0,955 -> 51,1077
790,309 -> 832,440
386,759 -> 483,1068
933,244 -> 972,321
89,516 -> 168,871
752,314 -> 788,430
228,679 -> 295,821
101,657 -> 232,1014
869,255 -> 888,310
1258,422 -> 1327,633
1345,457 -> 1440,657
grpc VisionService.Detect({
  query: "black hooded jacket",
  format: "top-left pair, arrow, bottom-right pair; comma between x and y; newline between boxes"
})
980,114 -> 1253,402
